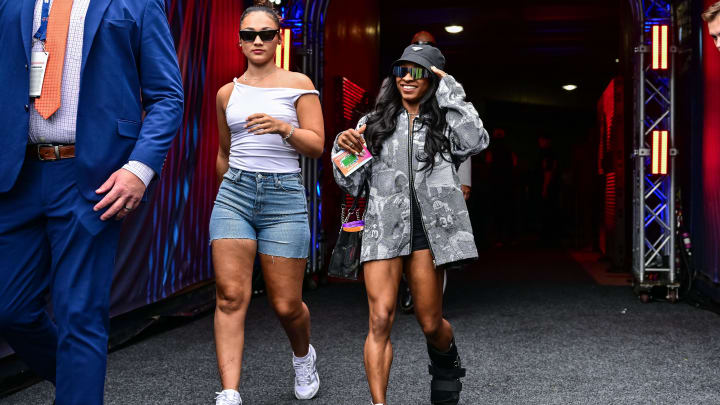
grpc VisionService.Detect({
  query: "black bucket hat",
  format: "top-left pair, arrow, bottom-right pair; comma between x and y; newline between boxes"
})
392,44 -> 446,72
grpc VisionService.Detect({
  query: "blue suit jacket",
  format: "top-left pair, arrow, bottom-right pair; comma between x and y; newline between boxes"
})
0,0 -> 184,201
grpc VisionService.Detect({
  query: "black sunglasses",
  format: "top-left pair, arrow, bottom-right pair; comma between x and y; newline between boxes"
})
239,29 -> 279,42
392,66 -> 431,80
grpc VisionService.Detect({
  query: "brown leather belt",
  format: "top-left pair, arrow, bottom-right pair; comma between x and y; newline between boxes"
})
27,144 -> 76,161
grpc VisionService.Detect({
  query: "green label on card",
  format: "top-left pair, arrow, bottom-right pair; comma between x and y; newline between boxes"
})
341,154 -> 358,167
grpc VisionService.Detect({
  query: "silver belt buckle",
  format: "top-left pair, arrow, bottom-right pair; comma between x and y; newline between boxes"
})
36,143 -> 60,161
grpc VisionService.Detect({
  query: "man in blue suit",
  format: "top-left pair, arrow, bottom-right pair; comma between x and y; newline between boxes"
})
0,0 -> 183,403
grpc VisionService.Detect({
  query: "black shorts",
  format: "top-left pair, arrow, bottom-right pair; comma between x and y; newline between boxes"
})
411,196 -> 430,252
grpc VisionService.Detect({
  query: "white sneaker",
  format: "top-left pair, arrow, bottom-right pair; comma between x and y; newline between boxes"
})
293,344 -> 320,399
215,389 -> 242,405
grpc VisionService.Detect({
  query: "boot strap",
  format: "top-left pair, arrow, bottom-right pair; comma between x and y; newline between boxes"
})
431,379 -> 463,393
429,364 -> 466,379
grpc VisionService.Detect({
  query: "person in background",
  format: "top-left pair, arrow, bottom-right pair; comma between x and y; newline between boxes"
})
401,161 -> 470,314
334,43 -> 489,405
0,0 -> 183,404
210,1 -> 324,404
412,30 -> 437,47
703,1 -> 720,51
534,133 -> 560,245
401,157 -> 469,313
457,159 -> 472,201
415,29 -> 474,205
399,30 -> 471,313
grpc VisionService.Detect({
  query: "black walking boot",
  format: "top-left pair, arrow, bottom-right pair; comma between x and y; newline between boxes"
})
427,339 -> 465,405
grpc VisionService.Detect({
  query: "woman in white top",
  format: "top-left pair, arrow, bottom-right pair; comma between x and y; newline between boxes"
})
210,2 -> 324,404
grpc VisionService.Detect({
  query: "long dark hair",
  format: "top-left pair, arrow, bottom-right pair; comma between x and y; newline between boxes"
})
364,74 -> 450,172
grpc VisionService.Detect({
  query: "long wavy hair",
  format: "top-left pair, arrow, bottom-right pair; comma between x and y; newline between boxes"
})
364,73 -> 450,172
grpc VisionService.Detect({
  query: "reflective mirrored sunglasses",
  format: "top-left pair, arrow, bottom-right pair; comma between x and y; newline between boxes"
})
239,29 -> 279,42
392,66 -> 431,80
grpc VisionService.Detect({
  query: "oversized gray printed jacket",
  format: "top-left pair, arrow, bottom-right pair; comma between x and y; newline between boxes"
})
333,75 -> 489,266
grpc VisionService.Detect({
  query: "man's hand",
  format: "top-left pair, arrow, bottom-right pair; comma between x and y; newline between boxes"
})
94,169 -> 147,221
461,185 -> 471,201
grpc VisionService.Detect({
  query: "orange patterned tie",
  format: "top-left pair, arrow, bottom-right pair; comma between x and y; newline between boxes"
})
35,0 -> 74,119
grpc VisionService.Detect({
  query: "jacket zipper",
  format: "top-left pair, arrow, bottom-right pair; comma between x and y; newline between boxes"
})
407,112 -> 436,264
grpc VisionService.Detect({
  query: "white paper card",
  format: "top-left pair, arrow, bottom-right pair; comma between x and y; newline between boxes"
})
29,51 -> 49,98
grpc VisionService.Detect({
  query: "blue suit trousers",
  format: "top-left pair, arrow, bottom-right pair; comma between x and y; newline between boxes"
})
0,158 -> 122,405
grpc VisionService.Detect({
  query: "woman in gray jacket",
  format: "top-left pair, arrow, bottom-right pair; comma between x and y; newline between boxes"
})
333,44 -> 489,405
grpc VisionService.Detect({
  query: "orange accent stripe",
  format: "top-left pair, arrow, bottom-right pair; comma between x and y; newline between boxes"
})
652,25 -> 660,70
652,130 -> 660,174
660,130 -> 668,175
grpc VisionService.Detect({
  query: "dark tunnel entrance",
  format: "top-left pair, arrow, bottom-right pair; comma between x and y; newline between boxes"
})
320,0 -> 639,286
379,0 -> 629,260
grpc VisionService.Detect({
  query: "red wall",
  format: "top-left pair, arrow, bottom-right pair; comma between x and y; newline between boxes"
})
321,0 -> 381,260
702,0 -> 720,282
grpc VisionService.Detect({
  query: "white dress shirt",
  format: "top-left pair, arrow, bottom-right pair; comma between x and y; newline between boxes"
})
29,0 -> 155,187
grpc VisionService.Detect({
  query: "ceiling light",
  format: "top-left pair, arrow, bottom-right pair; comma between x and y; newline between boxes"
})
445,25 -> 464,34
562,84 -> 578,91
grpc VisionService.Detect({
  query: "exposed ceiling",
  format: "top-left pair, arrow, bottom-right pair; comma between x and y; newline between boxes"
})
379,0 -> 622,109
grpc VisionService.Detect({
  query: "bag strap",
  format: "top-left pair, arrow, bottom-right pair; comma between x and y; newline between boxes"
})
342,178 -> 370,224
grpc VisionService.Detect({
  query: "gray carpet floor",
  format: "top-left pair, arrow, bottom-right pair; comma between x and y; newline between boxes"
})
3,248 -> 720,405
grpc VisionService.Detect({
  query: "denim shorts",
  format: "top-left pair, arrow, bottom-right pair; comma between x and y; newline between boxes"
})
209,168 -> 310,259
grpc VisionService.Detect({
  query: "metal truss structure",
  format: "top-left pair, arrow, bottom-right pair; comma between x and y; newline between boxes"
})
282,0 -> 330,275
632,0 -> 679,301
